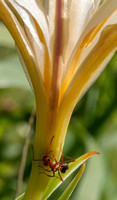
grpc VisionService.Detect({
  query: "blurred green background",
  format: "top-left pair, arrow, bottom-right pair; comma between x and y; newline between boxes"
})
0,22 -> 117,200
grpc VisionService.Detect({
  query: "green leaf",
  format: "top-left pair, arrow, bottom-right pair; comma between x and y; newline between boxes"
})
42,151 -> 99,200
73,132 -> 105,200
58,163 -> 85,200
15,193 -> 24,200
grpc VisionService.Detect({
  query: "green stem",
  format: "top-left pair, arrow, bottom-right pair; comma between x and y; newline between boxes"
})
23,161 -> 50,200
23,98 -> 74,200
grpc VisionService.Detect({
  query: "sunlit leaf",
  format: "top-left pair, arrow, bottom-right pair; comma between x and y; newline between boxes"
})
15,193 -> 24,200
58,163 -> 85,200
42,151 -> 99,200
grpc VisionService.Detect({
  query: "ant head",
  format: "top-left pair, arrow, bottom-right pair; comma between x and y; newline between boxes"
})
43,156 -> 51,166
60,163 -> 69,173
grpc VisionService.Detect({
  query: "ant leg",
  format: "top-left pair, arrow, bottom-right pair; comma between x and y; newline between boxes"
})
32,145 -> 42,161
59,142 -> 75,163
58,170 -> 63,182
50,136 -> 55,147
47,136 -> 55,153
61,151 -> 63,163
60,153 -> 75,164
39,170 -> 60,180
38,165 -> 51,172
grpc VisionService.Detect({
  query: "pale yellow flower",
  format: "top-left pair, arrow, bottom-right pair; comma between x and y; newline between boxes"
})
0,0 -> 117,199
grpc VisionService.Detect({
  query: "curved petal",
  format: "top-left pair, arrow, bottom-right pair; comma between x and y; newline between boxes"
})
61,24 -> 117,114
8,0 -> 45,78
75,0 -> 117,51
79,10 -> 117,65
0,0 -> 47,108
64,0 -> 94,65
7,0 -> 51,95
14,0 -> 51,59
68,0 -> 117,71
60,3 -> 117,101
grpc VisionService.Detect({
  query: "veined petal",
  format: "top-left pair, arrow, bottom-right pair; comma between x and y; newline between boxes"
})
0,0 -> 47,108
8,0 -> 51,95
14,0 -> 51,60
48,0 -> 56,55
8,0 -> 45,79
61,24 -> 117,114
79,10 -> 117,66
60,3 -> 117,102
64,0 -> 94,65
75,0 -> 117,50
49,0 -> 70,62
69,0 -> 117,69
50,0 -> 64,108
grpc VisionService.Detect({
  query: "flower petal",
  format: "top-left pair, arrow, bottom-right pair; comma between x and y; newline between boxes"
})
79,10 -> 117,66
61,24 -> 117,113
60,3 -> 117,101
14,0 -> 51,59
7,0 -> 51,95
0,0 -> 47,107
64,0 -> 94,65
8,0 -> 45,78
76,0 -> 117,50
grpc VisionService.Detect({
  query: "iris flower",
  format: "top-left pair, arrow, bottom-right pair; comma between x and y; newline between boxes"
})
0,0 -> 117,199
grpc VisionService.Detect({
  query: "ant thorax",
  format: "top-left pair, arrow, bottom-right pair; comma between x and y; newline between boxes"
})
49,162 -> 59,171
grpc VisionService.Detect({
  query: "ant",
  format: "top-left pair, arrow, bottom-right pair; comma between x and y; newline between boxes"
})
32,136 -> 75,182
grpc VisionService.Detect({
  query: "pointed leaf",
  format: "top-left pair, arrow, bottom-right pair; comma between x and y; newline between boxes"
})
58,163 -> 85,200
15,193 -> 24,200
42,151 -> 99,200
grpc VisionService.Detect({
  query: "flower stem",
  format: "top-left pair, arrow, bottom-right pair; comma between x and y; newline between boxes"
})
23,161 -> 51,200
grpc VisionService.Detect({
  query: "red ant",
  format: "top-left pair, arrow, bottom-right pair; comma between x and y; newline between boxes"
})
32,136 -> 75,182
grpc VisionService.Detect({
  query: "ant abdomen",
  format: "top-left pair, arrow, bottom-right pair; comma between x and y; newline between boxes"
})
60,163 -> 69,173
